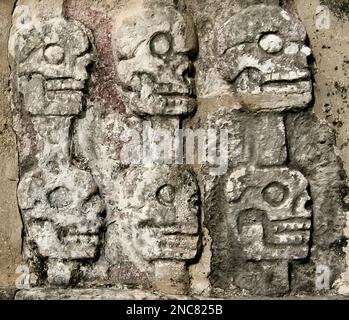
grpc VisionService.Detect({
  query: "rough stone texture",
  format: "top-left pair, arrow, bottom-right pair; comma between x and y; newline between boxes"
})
286,111 -> 347,293
15,288 -> 197,300
8,0 -> 203,296
0,288 -> 17,300
1,0 -> 349,299
292,0 -> 349,293
13,288 -> 349,301
202,107 -> 314,295
102,166 -> 200,293
0,0 -> 22,288
293,0 -> 349,172
204,108 -> 287,167
113,1 -> 197,116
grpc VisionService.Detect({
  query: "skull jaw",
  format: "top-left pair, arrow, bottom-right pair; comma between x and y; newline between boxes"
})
104,223 -> 199,272
125,91 -> 197,117
19,171 -> 105,261
229,68 -> 313,111
135,232 -> 200,262
239,223 -> 311,262
132,216 -> 200,262
21,75 -> 86,115
30,221 -> 101,260
236,86 -> 313,111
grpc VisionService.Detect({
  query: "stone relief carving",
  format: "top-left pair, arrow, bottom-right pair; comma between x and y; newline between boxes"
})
215,4 -> 313,111
105,166 -> 199,262
8,0 -> 348,298
203,107 -> 314,295
72,1 -> 201,294
18,168 -> 104,258
10,16 -> 94,116
9,8 -> 105,286
203,4 -> 346,296
226,167 -> 311,261
114,2 -> 197,116
104,165 -> 200,293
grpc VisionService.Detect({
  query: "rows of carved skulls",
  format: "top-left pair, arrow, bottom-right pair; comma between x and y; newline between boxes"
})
9,1 -> 315,295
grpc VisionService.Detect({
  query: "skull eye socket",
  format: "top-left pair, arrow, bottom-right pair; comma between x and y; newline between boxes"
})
150,32 -> 171,56
48,186 -> 72,209
262,182 -> 288,207
258,33 -> 284,54
156,184 -> 175,206
44,44 -> 65,65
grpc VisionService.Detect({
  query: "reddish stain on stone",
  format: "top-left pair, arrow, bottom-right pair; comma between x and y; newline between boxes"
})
109,264 -> 152,288
64,0 -> 125,113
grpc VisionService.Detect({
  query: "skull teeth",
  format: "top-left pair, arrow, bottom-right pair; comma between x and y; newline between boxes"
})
273,233 -> 309,245
273,221 -> 311,233
46,79 -> 85,91
263,71 -> 310,83
235,69 -> 311,93
156,83 -> 195,96
132,73 -> 196,96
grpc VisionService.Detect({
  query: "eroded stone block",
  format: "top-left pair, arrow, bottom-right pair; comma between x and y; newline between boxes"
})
214,4 -> 313,111
286,111 -> 348,292
205,165 -> 312,295
104,165 -> 200,294
226,167 -> 311,261
9,11 -> 93,116
205,106 -> 287,168
114,1 -> 197,116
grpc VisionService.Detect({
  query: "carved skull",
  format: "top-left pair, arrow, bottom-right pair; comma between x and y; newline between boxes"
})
114,5 -> 197,116
18,168 -> 105,260
215,5 -> 312,111
226,167 -> 312,261
105,166 -> 200,266
10,15 -> 93,115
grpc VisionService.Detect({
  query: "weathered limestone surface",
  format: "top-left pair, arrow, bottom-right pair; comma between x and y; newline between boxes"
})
13,288 -> 349,301
15,288 -> 197,300
1,0 -> 349,299
214,4 -> 313,111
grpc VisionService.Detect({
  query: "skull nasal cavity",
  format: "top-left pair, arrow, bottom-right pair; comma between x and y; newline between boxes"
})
150,32 -> 172,56
259,34 -> 284,54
